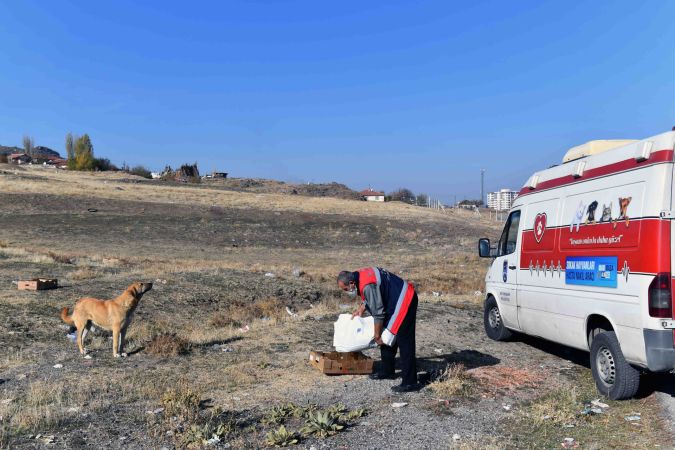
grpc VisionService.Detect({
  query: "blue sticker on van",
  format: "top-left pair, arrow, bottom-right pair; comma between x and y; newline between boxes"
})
502,260 -> 508,282
565,256 -> 617,288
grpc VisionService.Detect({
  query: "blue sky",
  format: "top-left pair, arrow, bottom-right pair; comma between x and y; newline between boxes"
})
1,1 -> 674,202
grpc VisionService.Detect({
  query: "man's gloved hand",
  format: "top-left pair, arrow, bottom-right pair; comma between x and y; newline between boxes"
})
351,303 -> 366,319
373,322 -> 384,346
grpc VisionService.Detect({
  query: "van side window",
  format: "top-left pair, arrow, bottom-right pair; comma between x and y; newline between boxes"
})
499,210 -> 521,256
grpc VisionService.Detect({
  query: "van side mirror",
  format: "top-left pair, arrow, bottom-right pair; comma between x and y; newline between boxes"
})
478,238 -> 495,258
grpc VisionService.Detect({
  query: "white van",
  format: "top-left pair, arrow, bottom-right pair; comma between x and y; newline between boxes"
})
478,129 -> 675,399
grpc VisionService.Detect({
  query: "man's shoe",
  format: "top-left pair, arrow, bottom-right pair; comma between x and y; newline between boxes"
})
369,372 -> 396,380
391,383 -> 420,393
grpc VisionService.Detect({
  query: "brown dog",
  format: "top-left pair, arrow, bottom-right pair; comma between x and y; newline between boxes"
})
61,282 -> 153,357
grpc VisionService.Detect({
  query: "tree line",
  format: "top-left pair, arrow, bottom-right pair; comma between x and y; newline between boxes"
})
387,188 -> 430,206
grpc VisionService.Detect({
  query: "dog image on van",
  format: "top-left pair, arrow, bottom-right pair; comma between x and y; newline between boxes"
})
585,200 -> 599,224
614,196 -> 632,229
61,282 -> 153,357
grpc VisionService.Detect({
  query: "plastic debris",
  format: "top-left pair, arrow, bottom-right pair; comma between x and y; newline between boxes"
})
36,434 -> 55,444
238,325 -> 250,333
292,268 -> 304,278
434,348 -> 443,354
66,333 -> 77,343
146,408 -> 165,415
286,306 -> 298,317
452,434 -> 461,441
264,272 -> 276,278
221,348 -> 233,353
581,406 -> 604,415
474,291 -> 482,296
591,399 -> 609,409
53,364 -> 63,369
84,355 -> 92,360
624,414 -> 641,422
391,402 -> 408,408
502,404 -> 512,411
561,437 -> 578,448
432,291 -> 441,297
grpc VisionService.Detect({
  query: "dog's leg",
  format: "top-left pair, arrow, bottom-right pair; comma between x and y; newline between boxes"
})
118,327 -> 128,357
76,324 -> 86,355
112,326 -> 121,358
81,321 -> 92,353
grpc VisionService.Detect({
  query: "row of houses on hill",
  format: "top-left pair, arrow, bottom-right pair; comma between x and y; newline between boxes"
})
5,153 -> 67,168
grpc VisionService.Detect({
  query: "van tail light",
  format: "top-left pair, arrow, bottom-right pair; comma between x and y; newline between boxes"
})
648,273 -> 672,318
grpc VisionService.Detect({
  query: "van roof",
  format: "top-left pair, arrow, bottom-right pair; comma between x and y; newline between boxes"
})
516,130 -> 675,202
562,140 -> 638,163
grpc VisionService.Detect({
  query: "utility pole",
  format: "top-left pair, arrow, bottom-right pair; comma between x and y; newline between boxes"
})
481,169 -> 485,207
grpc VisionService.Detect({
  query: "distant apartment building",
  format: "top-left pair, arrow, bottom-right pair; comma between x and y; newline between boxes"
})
487,189 -> 518,211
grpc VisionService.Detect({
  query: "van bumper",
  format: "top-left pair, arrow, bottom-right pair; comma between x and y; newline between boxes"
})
644,329 -> 675,372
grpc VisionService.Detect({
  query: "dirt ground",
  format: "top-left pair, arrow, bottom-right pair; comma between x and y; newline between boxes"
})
1,165 -> 673,449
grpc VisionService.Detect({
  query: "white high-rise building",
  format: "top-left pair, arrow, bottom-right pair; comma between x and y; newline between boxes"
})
487,189 -> 518,211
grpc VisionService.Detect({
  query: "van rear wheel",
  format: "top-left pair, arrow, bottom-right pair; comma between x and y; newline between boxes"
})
484,296 -> 512,341
590,331 -> 640,400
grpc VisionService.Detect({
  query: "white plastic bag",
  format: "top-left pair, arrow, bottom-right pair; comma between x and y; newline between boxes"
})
333,314 -> 375,352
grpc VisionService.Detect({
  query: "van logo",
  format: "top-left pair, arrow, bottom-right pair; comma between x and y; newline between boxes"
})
534,213 -> 547,243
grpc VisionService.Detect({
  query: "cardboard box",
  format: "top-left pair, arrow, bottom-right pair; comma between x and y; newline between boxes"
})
18,278 -> 58,291
309,350 -> 374,375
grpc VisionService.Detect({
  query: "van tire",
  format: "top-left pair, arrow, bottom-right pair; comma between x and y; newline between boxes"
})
484,296 -> 512,341
590,331 -> 640,400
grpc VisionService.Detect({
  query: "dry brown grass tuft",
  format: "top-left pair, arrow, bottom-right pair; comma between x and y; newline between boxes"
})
428,364 -> 476,399
68,267 -> 100,280
527,387 -> 579,426
161,378 -> 203,421
469,365 -> 546,396
211,297 -> 286,328
46,251 -> 74,264
145,333 -> 191,357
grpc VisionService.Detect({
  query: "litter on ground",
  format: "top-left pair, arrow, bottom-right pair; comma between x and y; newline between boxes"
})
561,437 -> 579,448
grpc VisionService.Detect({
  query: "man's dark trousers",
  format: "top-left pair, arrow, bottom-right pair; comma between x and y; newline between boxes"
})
379,293 -> 418,385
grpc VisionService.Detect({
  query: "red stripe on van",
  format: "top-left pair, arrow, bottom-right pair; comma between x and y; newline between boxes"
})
520,218 -> 670,275
517,149 -> 674,197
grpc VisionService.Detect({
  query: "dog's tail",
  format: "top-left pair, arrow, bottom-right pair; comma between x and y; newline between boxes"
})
60,307 -> 74,325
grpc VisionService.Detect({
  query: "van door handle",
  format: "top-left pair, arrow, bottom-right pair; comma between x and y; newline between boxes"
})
508,265 -> 516,270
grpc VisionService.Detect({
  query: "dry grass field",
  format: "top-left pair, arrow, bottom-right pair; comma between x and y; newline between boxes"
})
0,165 -> 672,449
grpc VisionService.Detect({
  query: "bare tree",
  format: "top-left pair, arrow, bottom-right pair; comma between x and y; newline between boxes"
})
389,188 -> 415,204
415,193 -> 428,207
22,135 -> 34,156
65,132 -> 74,161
